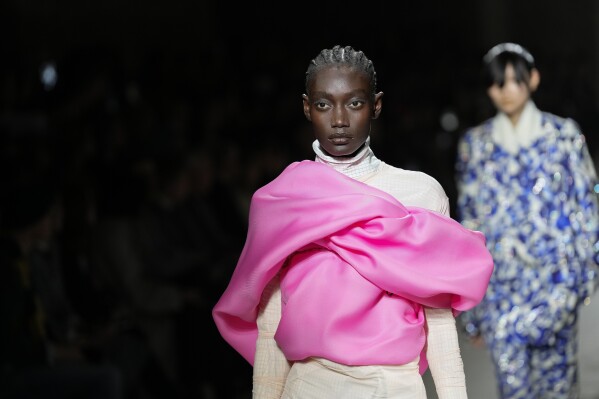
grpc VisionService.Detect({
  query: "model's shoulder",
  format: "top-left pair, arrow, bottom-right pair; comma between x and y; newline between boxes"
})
373,163 -> 449,213
541,112 -> 586,143
379,163 -> 447,195
455,119 -> 493,159
541,111 -> 567,124
464,118 -> 494,138
542,111 -> 580,131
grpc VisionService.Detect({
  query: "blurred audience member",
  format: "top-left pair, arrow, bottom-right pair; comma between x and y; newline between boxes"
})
0,174 -> 122,399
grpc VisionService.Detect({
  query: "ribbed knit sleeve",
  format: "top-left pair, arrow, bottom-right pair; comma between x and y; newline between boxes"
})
253,274 -> 290,399
425,307 -> 467,399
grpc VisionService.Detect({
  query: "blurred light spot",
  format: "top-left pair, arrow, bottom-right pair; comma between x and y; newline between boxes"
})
440,110 -> 459,132
584,296 -> 591,306
40,61 -> 57,91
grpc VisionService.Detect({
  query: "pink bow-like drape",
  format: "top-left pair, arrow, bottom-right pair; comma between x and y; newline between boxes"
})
213,160 -> 493,373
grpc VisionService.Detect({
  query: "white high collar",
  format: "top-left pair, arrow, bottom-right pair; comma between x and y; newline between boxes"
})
492,100 -> 543,154
312,136 -> 381,180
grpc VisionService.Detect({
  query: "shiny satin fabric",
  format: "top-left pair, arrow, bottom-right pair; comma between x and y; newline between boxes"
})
212,160 -> 493,373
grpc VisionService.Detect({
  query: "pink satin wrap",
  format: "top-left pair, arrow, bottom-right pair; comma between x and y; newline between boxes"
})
212,160 -> 493,373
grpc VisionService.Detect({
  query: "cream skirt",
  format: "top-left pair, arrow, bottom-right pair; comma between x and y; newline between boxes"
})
280,357 -> 427,399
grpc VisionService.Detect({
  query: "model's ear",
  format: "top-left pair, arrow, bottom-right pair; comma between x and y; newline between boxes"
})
372,91 -> 384,120
529,68 -> 540,93
302,94 -> 311,121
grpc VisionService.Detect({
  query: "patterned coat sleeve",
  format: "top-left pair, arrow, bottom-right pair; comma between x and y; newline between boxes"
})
454,128 -> 484,338
507,121 -> 599,346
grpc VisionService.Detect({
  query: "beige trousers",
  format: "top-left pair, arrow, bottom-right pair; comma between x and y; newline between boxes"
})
281,357 -> 427,399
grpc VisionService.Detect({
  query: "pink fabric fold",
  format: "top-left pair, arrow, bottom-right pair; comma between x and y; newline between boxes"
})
212,160 -> 493,373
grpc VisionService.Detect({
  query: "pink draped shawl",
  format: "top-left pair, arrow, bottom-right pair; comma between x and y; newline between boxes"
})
212,160 -> 493,373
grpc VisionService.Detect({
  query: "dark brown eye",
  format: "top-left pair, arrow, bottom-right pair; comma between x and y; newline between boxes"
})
314,101 -> 330,110
348,100 -> 365,109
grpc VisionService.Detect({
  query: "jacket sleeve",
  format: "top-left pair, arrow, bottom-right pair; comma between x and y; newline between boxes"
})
507,124 -> 599,346
454,129 -> 485,339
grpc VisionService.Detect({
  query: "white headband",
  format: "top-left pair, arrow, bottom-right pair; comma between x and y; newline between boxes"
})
483,42 -> 535,65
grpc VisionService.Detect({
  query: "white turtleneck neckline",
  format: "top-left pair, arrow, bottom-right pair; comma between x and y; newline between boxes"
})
312,136 -> 381,180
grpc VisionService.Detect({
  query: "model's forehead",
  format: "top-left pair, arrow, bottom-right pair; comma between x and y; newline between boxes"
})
312,64 -> 366,79
310,65 -> 370,91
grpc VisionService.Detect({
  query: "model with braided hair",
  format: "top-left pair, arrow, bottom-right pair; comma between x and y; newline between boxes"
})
455,42 -> 599,398
305,45 -> 377,102
213,45 -> 493,398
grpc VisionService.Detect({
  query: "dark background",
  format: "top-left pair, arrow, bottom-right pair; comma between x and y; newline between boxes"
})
2,1 -> 599,398
3,0 -> 599,208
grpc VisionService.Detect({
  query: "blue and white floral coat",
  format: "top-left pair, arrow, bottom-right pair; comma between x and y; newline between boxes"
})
455,100 -> 599,398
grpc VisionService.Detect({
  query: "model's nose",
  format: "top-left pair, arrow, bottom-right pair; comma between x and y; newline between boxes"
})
331,107 -> 349,127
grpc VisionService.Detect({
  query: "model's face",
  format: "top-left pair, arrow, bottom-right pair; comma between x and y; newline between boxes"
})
303,65 -> 382,157
487,63 -> 531,118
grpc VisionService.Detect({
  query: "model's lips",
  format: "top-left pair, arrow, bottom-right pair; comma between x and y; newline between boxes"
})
329,135 -> 352,145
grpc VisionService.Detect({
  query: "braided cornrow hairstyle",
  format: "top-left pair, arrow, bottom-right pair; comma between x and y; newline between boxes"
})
305,45 -> 377,100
